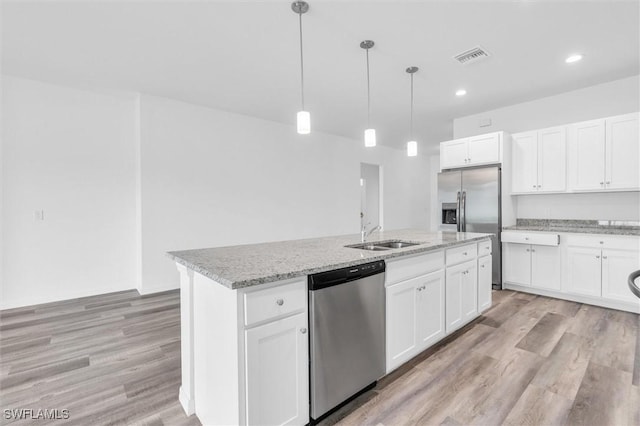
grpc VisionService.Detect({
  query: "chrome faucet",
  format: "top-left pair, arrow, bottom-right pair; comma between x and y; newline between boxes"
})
361,223 -> 381,243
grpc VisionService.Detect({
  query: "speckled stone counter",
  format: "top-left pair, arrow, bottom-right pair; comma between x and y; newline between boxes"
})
167,229 -> 492,289
503,219 -> 640,236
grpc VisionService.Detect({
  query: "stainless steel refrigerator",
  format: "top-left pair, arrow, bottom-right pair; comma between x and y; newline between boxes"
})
438,166 -> 502,288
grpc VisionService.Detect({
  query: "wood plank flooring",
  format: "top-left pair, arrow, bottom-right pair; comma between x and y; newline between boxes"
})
1,289 -> 638,425
323,290 -> 639,426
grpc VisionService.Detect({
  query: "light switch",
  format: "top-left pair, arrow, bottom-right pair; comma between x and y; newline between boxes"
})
34,210 -> 44,221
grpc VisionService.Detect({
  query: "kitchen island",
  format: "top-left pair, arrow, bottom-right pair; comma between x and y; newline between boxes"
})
168,229 -> 493,425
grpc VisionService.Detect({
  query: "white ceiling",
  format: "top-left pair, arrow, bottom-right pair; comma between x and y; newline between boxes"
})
2,1 -> 639,152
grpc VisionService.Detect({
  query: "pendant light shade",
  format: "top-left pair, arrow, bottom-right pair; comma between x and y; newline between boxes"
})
406,66 -> 419,157
297,111 -> 311,134
364,128 -> 376,147
361,40 -> 376,147
407,140 -> 418,157
292,1 -> 310,135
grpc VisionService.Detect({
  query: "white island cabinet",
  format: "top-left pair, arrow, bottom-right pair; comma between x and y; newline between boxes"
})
170,230 -> 493,425
177,267 -> 308,426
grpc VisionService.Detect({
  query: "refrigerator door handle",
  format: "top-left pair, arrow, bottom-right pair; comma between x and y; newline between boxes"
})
456,191 -> 461,232
461,191 -> 467,232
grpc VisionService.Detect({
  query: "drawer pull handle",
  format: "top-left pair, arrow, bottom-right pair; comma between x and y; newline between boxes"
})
300,328 -> 307,334
596,256 -> 600,259
481,265 -> 485,268
463,252 -> 468,256
276,299 -> 284,306
602,256 -> 608,259
606,181 -> 611,185
599,241 -> 604,244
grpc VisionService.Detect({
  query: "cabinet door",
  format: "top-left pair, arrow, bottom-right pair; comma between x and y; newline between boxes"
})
538,127 -> 567,192
441,139 -> 469,169
245,313 -> 309,426
386,278 -> 418,371
602,248 -> 640,304
530,245 -> 561,291
461,261 -> 478,324
568,119 -> 606,191
503,243 -> 532,286
605,113 -> 640,190
512,131 -> 538,193
565,247 -> 602,297
477,255 -> 492,313
468,133 -> 501,165
416,270 -> 445,350
445,264 -> 464,333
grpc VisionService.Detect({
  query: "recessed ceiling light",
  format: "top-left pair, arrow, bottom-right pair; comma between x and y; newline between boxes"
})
456,89 -> 467,97
565,54 -> 583,64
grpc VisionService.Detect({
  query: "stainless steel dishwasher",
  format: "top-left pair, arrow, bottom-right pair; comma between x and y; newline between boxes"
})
308,260 -> 386,422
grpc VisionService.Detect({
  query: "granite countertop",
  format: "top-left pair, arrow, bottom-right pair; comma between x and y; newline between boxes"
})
167,229 -> 492,289
503,219 -> 640,236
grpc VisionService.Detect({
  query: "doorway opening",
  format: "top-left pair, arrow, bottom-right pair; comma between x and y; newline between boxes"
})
360,163 -> 383,231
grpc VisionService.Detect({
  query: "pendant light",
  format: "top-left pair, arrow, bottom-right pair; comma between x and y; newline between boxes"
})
292,1 -> 310,134
406,66 -> 419,157
360,40 -> 376,147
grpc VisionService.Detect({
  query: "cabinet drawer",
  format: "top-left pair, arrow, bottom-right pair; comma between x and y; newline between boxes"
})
478,239 -> 492,255
501,231 -> 559,246
446,244 -> 477,266
563,233 -> 640,250
386,251 -> 444,286
244,279 -> 306,327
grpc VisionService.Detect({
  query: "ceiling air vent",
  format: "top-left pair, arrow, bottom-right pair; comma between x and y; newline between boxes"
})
453,46 -> 490,65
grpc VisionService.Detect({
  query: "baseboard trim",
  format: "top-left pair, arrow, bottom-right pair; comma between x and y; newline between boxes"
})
0,285 -> 137,311
138,284 -> 180,295
503,283 -> 640,314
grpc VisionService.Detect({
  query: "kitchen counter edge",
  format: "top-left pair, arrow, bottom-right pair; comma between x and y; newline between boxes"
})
167,234 -> 492,290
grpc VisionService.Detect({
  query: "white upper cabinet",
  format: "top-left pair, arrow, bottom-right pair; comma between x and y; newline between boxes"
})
605,113 -> 640,190
440,132 -> 502,170
568,119 -> 607,191
568,113 -> 639,192
512,131 -> 538,193
440,138 -> 469,169
538,127 -> 567,192
468,133 -> 501,165
512,127 -> 566,194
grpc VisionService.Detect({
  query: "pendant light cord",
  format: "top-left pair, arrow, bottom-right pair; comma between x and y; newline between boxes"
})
298,12 -> 305,110
366,48 -> 371,127
410,73 -> 414,139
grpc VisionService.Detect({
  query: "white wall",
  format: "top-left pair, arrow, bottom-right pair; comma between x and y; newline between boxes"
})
360,163 -> 380,228
452,75 -> 640,221
453,76 -> 640,138
1,76 -> 138,309
1,77 -> 431,306
138,95 -> 430,293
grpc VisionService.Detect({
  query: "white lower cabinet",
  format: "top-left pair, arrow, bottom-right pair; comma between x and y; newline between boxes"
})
245,312 -> 309,426
566,245 -> 640,304
386,270 -> 445,372
445,260 -> 477,334
565,247 -> 602,297
602,249 -> 640,304
503,231 -> 640,314
503,240 -> 561,291
478,255 -> 492,312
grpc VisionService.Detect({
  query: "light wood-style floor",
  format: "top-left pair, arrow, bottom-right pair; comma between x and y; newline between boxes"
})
1,289 -> 638,425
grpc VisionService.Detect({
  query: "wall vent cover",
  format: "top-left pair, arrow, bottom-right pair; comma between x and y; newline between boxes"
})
453,46 -> 490,64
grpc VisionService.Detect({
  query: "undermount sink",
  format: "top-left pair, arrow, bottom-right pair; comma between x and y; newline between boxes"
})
346,243 -> 390,251
374,241 -> 420,249
345,240 -> 421,251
